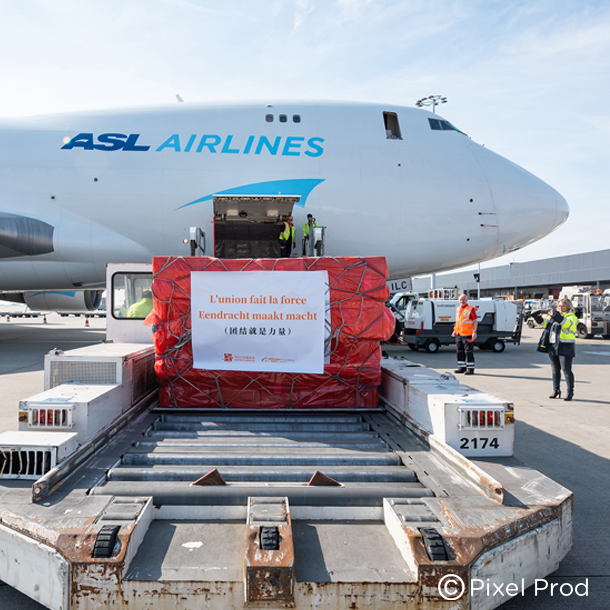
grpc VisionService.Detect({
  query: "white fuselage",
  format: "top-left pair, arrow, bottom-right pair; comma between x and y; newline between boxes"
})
0,101 -> 568,291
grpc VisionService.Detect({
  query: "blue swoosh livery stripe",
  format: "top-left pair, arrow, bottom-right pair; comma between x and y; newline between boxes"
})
176,178 -> 325,210
30,291 -> 76,298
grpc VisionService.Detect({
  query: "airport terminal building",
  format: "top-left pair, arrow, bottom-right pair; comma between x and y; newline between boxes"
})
413,248 -> 610,299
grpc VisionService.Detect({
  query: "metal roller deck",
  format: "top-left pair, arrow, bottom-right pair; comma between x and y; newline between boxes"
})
0,402 -> 572,610
93,411 -> 435,509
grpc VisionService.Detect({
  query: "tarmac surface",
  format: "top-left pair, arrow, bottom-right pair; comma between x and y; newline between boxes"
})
0,315 -> 608,609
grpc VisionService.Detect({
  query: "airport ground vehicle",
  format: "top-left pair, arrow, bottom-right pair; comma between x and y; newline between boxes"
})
2,305 -> 42,318
387,289 -> 420,342
599,288 -> 610,339
0,262 -> 572,610
7,309 -> 41,318
559,286 -> 606,339
391,293 -> 522,353
524,299 -> 556,328
387,289 -> 466,338
522,301 -> 538,326
0,303 -> 42,318
58,310 -> 106,318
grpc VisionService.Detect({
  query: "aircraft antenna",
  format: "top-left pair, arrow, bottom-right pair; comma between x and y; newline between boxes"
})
176,94 -> 184,103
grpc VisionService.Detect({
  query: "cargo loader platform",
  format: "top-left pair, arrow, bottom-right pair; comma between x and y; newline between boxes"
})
0,404 -> 572,610
0,254 -> 573,610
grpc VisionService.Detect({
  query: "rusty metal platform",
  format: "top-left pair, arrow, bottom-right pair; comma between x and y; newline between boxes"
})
0,407 -> 572,610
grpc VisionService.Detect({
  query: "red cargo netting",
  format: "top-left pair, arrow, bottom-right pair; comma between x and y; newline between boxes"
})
149,256 -> 394,409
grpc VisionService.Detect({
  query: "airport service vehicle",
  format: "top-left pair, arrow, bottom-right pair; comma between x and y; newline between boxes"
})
399,296 -> 522,353
387,289 -> 420,341
522,300 -> 537,326
0,303 -> 42,318
58,310 -> 106,318
559,286 -> 606,339
524,299 -> 556,328
0,262 -> 573,610
601,289 -> 610,338
0,100 -> 569,312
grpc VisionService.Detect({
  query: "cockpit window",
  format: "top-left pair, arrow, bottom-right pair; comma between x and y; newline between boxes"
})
383,112 -> 402,139
428,118 -> 466,134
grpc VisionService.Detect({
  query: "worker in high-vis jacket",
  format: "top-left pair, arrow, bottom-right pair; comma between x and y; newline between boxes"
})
302,214 -> 318,255
452,293 -> 478,375
532,298 -> 578,401
279,216 -> 295,258
127,290 -> 153,318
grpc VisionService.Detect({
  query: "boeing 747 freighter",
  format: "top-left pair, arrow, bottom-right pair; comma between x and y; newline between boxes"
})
0,100 -> 568,311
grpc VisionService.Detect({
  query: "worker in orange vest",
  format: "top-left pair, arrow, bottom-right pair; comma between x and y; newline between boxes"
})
452,293 -> 478,375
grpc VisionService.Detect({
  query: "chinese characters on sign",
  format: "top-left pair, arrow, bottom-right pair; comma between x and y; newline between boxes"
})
191,271 -> 328,373
225,326 -> 291,336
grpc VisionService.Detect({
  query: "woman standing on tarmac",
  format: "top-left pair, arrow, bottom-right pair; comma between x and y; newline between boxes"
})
533,299 -> 578,401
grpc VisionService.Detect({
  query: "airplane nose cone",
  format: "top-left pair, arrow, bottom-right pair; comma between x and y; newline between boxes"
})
555,191 -> 570,228
467,142 -> 568,255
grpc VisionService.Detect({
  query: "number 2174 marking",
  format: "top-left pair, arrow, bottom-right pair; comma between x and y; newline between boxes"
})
460,437 -> 499,449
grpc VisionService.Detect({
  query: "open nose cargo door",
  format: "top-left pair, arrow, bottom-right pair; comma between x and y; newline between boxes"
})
213,195 -> 298,259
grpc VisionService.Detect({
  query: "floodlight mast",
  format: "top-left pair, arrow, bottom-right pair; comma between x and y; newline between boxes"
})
415,95 -> 447,113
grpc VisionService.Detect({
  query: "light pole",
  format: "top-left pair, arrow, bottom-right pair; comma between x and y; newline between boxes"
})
473,263 -> 481,300
415,95 -> 447,113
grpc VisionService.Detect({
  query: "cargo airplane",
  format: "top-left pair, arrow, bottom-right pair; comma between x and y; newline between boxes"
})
0,101 -> 568,311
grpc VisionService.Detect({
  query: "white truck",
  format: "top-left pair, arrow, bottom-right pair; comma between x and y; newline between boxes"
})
396,296 -> 522,353
559,286 -> 606,339
601,289 -> 610,339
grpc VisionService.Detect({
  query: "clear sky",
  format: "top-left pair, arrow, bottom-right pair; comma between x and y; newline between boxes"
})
0,0 -> 608,270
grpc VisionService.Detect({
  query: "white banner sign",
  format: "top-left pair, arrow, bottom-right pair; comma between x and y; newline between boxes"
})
191,271 -> 328,373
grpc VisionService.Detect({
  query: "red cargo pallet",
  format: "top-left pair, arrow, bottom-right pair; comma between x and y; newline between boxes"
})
149,256 -> 394,409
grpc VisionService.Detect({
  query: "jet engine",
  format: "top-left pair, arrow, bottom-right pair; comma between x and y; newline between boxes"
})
19,290 -> 104,312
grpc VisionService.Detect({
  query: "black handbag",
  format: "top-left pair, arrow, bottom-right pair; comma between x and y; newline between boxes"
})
537,325 -> 550,353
